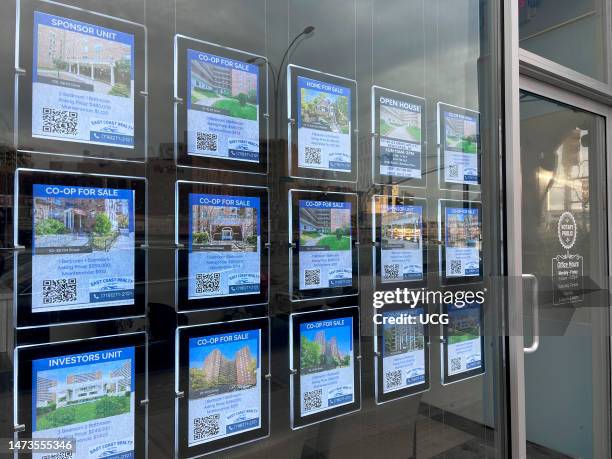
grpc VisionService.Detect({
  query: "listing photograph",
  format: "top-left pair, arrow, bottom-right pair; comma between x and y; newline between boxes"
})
300,322 -> 352,375
445,210 -> 481,250
34,193 -> 133,255
383,315 -> 425,358
189,53 -> 258,121
190,202 -> 258,253
189,335 -> 259,400
34,356 -> 133,431
299,204 -> 351,252
381,207 -> 423,251
444,112 -> 479,153
299,81 -> 350,135
380,102 -> 421,142
448,305 -> 482,346
35,13 -> 133,98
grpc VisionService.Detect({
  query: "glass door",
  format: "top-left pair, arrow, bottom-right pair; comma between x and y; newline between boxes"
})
516,76 -> 611,458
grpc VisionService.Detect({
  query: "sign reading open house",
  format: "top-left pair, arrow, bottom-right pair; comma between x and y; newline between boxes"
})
174,35 -> 269,174
176,181 -> 269,311
15,333 -> 147,458
16,0 -> 146,161
15,169 -> 146,327
289,189 -> 358,301
176,317 -> 270,457
373,195 -> 428,290
290,306 -> 361,429
287,65 -> 358,182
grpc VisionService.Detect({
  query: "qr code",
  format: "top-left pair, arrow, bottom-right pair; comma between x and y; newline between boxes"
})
450,260 -> 462,275
383,264 -> 400,280
303,389 -> 322,411
42,278 -> 77,304
448,164 -> 459,178
196,132 -> 218,151
195,272 -> 221,294
42,452 -> 73,459
385,370 -> 402,389
193,414 -> 220,440
304,268 -> 320,286
304,147 -> 322,165
450,357 -> 462,372
42,107 -> 78,135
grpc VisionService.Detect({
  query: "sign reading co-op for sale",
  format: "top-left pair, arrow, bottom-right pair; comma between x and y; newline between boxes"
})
32,11 -> 135,148
186,50 -> 260,162
298,200 -> 352,291
188,194 -> 261,300
299,317 -> 355,417
32,184 -> 135,313
32,347 -> 136,459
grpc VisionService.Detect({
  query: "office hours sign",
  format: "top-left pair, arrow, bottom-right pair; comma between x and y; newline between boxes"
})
552,211 -> 583,305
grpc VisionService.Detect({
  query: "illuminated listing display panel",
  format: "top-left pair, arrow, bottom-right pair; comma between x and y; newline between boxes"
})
175,36 -> 268,173
372,87 -> 426,187
290,190 -> 358,301
177,318 -> 270,456
288,65 -> 357,182
16,334 -> 146,459
17,0 -> 146,160
177,182 -> 269,310
290,307 -> 360,429
16,169 -> 146,327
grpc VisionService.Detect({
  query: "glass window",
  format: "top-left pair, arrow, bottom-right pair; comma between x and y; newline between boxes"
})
519,0 -> 608,81
0,0 -> 507,457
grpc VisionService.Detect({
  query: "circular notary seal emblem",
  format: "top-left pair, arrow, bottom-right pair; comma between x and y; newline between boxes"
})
557,211 -> 577,250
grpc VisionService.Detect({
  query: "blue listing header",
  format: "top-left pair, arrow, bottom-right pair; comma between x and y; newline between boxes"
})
189,193 -> 260,210
300,317 -> 353,351
189,329 -> 260,348
299,199 -> 351,210
298,76 -> 350,97
188,329 -> 260,369
447,207 -> 478,217
449,301 -> 481,312
384,204 -> 422,214
33,184 -> 134,201
383,308 -> 424,319
188,49 -> 259,76
34,11 -> 134,46
33,346 -> 135,372
445,110 -> 478,124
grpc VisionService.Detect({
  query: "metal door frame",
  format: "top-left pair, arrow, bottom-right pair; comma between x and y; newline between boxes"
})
504,6 -> 612,450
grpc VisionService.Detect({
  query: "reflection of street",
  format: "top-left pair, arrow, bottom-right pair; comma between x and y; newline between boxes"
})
192,95 -> 220,108
386,124 -> 419,142
38,69 -> 114,94
32,233 -> 135,311
37,233 -> 89,248
302,235 -> 323,247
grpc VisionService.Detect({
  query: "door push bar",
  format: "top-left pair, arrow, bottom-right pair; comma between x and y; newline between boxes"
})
522,273 -> 540,354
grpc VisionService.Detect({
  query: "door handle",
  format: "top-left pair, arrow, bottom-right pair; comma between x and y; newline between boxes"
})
522,273 -> 539,353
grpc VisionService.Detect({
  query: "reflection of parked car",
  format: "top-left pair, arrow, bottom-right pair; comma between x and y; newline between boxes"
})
221,227 -> 233,241
211,225 -> 243,242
